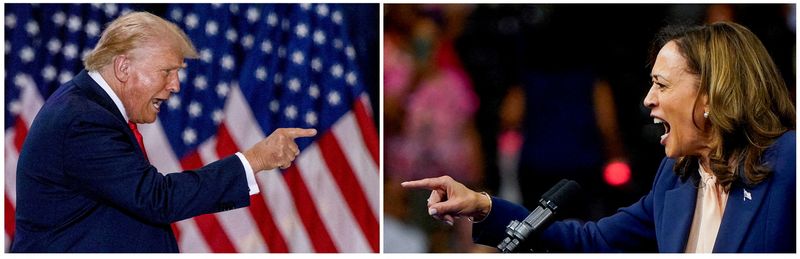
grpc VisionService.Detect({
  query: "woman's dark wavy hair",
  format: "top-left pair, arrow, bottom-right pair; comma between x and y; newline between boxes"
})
649,22 -> 795,191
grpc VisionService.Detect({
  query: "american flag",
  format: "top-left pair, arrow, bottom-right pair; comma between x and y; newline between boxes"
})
4,3 -> 379,253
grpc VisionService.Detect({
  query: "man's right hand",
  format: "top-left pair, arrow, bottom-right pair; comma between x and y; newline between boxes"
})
243,128 -> 317,172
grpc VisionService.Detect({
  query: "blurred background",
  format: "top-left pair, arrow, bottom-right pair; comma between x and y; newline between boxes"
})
383,4 -> 795,253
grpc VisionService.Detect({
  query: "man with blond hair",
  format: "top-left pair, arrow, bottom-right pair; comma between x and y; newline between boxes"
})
12,11 -> 316,252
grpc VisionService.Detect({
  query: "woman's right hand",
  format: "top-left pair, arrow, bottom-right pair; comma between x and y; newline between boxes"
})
401,175 -> 492,225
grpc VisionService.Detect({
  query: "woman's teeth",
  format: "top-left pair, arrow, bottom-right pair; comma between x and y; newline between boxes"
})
654,118 -> 670,145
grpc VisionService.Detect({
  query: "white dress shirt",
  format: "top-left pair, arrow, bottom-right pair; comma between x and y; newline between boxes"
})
87,71 -> 260,195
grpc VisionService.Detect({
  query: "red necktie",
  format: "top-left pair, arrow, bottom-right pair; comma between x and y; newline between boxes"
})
128,121 -> 149,160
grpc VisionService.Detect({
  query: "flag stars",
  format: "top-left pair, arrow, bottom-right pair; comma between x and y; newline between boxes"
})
6,14 -> 16,29
332,11 -> 343,24
229,4 -> 240,14
221,55 -> 234,70
167,95 -> 181,110
305,111 -> 317,126
291,51 -> 304,65
330,64 -> 343,78
346,46 -> 356,60
63,44 -> 78,60
200,48 -> 213,63
284,105 -> 298,120
241,35 -> 254,49
81,49 -> 92,60
26,21 -> 39,36
273,73 -> 283,85
170,8 -> 183,22
267,13 -> 278,27
300,3 -> 311,10
261,40 -> 273,54
53,12 -> 66,26
346,71 -> 357,86
246,7 -> 260,24
270,100 -> 280,113
67,15 -> 82,32
333,39 -> 343,49
309,84 -> 320,99
193,76 -> 207,90
328,91 -> 341,106
103,4 -> 118,17
8,100 -> 21,115
188,101 -> 203,118
42,66 -> 57,82
13,74 -> 28,88
226,28 -> 238,43
47,39 -> 62,54
86,21 -> 100,37
311,58 -> 322,72
19,46 -> 34,63
5,40 -> 10,55
212,109 -> 224,125
185,13 -> 199,29
313,30 -> 326,45
216,82 -> 230,98
295,23 -> 309,38
255,66 -> 267,81
288,78 -> 301,92
183,128 -> 197,145
179,70 -> 187,83
316,4 -> 329,17
205,21 -> 218,36
58,71 -> 72,84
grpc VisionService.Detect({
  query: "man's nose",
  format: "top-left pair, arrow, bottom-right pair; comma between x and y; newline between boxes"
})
167,74 -> 181,93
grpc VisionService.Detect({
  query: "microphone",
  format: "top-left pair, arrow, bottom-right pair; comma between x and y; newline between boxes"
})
497,179 -> 581,253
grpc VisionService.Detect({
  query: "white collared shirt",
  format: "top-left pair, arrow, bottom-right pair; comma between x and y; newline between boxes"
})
86,71 -> 260,195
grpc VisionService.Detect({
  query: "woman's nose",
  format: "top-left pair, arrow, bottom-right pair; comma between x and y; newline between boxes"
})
643,86 -> 657,108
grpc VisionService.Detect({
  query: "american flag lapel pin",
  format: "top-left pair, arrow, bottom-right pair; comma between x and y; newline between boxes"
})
743,189 -> 752,201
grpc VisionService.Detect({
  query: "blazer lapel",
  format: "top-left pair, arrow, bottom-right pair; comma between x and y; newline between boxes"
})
659,179 -> 697,252
713,178 -> 770,252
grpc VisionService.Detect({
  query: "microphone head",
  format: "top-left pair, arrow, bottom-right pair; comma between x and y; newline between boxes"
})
542,180 -> 581,211
541,179 -> 568,200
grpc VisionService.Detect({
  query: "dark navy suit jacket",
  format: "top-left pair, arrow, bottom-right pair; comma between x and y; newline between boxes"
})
11,70 -> 251,252
474,131 -> 795,252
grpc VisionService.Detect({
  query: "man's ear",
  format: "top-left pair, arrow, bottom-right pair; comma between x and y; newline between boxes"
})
112,54 -> 130,83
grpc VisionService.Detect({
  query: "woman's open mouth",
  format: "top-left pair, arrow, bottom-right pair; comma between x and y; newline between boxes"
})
654,117 -> 671,145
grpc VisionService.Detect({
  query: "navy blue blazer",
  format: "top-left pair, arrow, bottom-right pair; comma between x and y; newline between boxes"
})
474,131 -> 795,252
12,70 -> 252,252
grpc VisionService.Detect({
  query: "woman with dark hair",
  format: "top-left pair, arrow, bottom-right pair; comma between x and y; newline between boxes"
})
402,21 -> 795,252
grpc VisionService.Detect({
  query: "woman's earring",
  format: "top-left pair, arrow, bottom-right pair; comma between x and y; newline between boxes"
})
703,111 -> 709,119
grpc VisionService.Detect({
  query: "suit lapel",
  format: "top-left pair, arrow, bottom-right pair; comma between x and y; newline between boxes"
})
713,177 -> 770,252
73,70 -> 145,158
73,70 -> 127,125
659,179 -> 697,252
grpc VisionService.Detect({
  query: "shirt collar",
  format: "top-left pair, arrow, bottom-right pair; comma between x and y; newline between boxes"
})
88,70 -> 129,122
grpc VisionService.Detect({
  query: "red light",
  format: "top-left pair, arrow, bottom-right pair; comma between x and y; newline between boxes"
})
604,161 -> 631,187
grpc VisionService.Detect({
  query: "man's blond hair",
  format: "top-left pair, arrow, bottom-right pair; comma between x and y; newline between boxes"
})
83,11 -> 198,71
